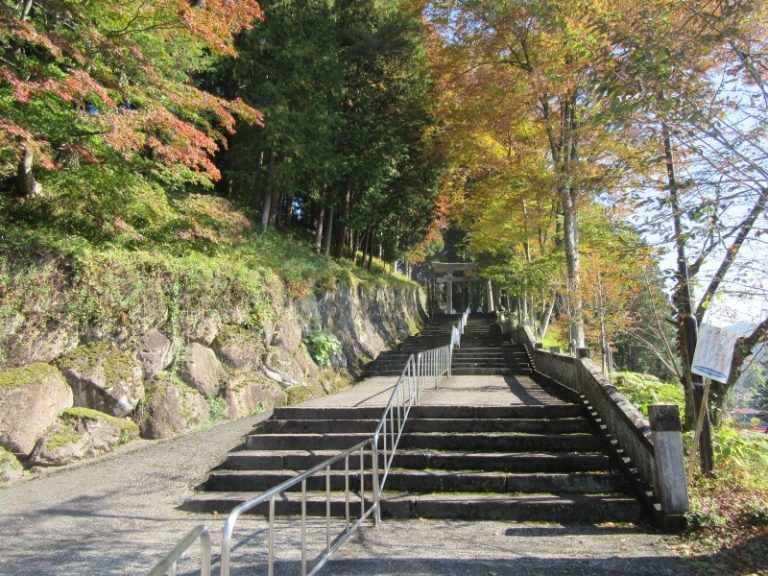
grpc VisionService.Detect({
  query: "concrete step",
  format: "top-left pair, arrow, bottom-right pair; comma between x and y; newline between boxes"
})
205,469 -> 628,494
396,432 -> 604,453
221,450 -> 613,473
406,417 -> 592,434
370,360 -> 512,369
273,405 -> 586,420
380,493 -> 645,523
448,368 -> 513,376
258,417 -> 590,435
449,361 -> 514,368
246,432 -> 604,453
180,492 -> 644,523
259,419 -> 381,434
367,367 -> 534,376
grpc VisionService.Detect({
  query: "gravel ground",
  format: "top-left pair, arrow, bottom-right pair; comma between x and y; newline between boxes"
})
0,376 -> 696,576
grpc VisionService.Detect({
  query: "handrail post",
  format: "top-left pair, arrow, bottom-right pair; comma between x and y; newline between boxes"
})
147,525 -> 211,576
372,440 -> 381,526
416,352 -> 422,403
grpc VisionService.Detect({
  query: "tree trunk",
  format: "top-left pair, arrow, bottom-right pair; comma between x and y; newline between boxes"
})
259,150 -> 275,233
252,149 -> 265,210
366,229 -> 374,269
323,202 -> 334,256
561,188 -> 584,347
664,122 -> 697,429
268,189 -> 281,227
539,296 -> 555,340
335,179 -> 351,258
351,230 -> 360,264
542,93 -> 585,348
16,148 -> 41,198
315,204 -> 326,253
19,0 -> 33,21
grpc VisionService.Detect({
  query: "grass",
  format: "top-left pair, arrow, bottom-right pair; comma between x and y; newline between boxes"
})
0,219 -> 419,372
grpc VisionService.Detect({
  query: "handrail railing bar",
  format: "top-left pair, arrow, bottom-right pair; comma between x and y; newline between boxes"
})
359,446 -> 365,519
220,435 -> 377,574
344,456 -> 350,529
219,331 -> 460,576
301,479 -> 307,576
147,525 -> 211,576
325,465 -> 331,553
306,510 -> 374,576
268,496 -> 275,576
372,443 -> 381,525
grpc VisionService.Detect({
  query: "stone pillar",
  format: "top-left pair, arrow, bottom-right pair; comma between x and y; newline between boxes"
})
447,279 -> 453,314
648,404 -> 689,517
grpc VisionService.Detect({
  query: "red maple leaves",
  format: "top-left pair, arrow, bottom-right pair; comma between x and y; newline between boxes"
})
0,1 -> 264,184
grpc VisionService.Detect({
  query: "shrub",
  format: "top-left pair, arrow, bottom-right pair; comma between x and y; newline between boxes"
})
206,395 -> 229,423
303,332 -> 342,367
611,371 -> 684,417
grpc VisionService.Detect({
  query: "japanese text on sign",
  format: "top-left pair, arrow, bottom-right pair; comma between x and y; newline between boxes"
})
691,324 -> 740,383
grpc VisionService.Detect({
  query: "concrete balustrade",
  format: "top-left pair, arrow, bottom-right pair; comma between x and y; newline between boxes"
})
649,405 -> 689,515
515,325 -> 688,529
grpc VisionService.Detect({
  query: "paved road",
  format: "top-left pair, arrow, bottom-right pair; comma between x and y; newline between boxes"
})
0,414 -> 270,575
0,375 -> 695,575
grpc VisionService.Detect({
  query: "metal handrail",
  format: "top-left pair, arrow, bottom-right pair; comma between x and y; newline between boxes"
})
146,525 -> 211,576
219,342 -> 454,576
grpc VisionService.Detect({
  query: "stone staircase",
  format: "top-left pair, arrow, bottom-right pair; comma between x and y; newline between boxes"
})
182,314 -> 645,524
366,314 -> 532,377
182,403 -> 642,522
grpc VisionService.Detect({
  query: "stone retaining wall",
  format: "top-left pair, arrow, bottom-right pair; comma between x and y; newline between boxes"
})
0,262 -> 424,479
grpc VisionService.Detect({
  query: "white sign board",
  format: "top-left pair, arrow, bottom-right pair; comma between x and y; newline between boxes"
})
691,323 -> 740,383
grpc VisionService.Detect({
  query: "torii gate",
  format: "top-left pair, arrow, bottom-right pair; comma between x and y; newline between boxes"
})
427,262 -> 495,315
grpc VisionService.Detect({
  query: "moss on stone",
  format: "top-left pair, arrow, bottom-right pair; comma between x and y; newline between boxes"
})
286,383 -> 313,405
43,431 -> 82,450
0,446 -> 23,470
63,407 -> 139,436
406,313 -> 423,336
0,363 -> 62,389
57,342 -> 139,389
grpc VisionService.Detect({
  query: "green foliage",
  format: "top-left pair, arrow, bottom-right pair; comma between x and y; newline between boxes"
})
697,424 -> 768,491
303,332 -> 342,367
213,0 -> 440,259
205,395 -> 228,424
748,365 -> 768,414
611,371 -> 684,417
251,400 -> 268,416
